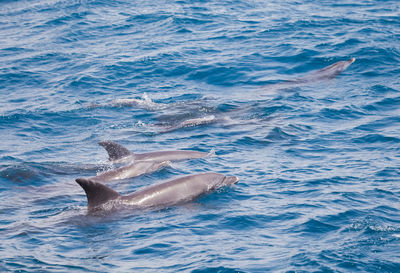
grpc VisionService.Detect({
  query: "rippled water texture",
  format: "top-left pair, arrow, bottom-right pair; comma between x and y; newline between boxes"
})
1,0 -> 400,272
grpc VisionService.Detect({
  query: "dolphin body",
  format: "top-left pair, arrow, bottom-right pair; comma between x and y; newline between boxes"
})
110,98 -> 168,111
98,140 -> 211,164
89,160 -> 170,183
158,115 -> 219,133
290,57 -> 356,83
263,58 -> 356,91
76,172 -> 239,213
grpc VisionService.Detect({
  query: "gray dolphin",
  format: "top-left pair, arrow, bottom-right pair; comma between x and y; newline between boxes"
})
291,57 -> 356,83
263,58 -> 355,91
76,172 -> 239,212
98,140 -> 212,164
110,97 -> 168,111
158,115 -> 219,133
89,160 -> 170,183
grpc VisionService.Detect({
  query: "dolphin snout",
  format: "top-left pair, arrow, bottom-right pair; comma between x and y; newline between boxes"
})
223,176 -> 239,185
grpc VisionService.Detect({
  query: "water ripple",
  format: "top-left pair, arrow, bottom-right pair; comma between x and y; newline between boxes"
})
1,0 -> 399,272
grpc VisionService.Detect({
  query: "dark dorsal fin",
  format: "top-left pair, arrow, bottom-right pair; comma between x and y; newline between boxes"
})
76,178 -> 120,210
98,140 -> 132,161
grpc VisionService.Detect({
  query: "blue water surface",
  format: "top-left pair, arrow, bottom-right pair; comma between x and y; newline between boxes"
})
1,0 -> 400,272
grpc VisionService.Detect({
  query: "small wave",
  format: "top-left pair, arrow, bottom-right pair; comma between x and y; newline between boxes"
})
0,161 -> 103,185
296,219 -> 340,235
187,65 -> 247,86
362,95 -> 400,112
265,126 -> 297,141
352,133 -> 400,144
0,164 -> 40,184
345,214 -> 400,251
234,136 -> 273,147
219,214 -> 272,230
192,267 -> 246,273
318,106 -> 366,120
375,167 -> 400,178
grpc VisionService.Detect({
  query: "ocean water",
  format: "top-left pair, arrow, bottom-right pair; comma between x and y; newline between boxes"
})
1,0 -> 400,272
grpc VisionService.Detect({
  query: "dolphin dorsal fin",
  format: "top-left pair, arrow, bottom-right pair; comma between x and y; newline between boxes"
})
76,178 -> 120,210
98,140 -> 132,161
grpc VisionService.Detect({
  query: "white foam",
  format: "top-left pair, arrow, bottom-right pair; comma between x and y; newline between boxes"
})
111,93 -> 168,110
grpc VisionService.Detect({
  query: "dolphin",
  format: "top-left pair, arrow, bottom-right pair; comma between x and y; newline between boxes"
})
76,172 -> 239,212
110,97 -> 168,111
158,115 -> 219,133
98,140 -> 212,164
87,93 -> 169,110
291,57 -> 356,83
263,58 -> 355,91
89,160 -> 170,183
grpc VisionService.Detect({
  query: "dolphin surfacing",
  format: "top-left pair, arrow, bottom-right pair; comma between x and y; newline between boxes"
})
76,172 -> 239,212
262,58 -> 356,91
292,57 -> 356,83
98,140 -> 212,164
89,160 -> 170,183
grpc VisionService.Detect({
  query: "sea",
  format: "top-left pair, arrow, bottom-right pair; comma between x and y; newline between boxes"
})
1,0 -> 399,272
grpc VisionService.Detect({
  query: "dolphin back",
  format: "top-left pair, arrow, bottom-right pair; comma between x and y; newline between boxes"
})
89,160 -> 170,183
121,172 -> 239,208
98,140 -> 132,161
75,173 -> 239,212
263,57 -> 355,91
76,178 -> 120,211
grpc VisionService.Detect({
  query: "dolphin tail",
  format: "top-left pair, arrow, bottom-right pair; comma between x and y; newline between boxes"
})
76,178 -> 120,210
98,140 -> 133,161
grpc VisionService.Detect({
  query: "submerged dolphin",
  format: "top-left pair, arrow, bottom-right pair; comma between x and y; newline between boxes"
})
158,115 -> 219,133
110,98 -> 168,110
263,58 -> 356,91
89,160 -> 170,183
76,172 -> 239,212
98,140 -> 212,164
88,93 -> 170,110
291,57 -> 356,83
